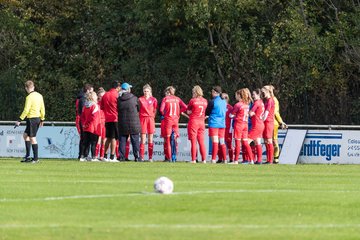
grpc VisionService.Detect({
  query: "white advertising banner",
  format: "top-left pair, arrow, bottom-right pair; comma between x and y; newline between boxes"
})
0,125 -> 359,164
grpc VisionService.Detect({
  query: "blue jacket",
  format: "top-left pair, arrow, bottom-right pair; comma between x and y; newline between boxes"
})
206,95 -> 226,128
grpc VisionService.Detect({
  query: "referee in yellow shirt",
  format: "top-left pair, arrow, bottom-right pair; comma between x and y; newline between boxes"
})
15,80 -> 45,163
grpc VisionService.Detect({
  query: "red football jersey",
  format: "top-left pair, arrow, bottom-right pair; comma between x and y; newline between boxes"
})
225,104 -> 233,130
160,95 -> 187,121
264,97 -> 275,123
139,96 -> 158,118
250,99 -> 264,128
231,101 -> 249,124
100,88 -> 118,122
187,97 -> 208,121
81,103 -> 101,136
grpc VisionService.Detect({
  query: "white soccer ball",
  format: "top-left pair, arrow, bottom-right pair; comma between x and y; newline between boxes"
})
154,176 -> 174,194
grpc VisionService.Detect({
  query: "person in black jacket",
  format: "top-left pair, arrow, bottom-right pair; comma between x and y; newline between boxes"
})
117,82 -> 141,161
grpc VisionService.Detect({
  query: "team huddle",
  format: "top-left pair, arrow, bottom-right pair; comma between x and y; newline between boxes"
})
76,81 -> 286,164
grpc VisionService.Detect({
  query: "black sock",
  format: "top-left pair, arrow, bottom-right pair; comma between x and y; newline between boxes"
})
110,154 -> 114,160
25,141 -> 31,157
32,144 -> 38,160
104,154 -> 107,159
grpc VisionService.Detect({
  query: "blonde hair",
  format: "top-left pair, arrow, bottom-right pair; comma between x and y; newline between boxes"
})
236,88 -> 252,105
25,80 -> 34,89
143,84 -> 152,96
164,86 -> 176,95
261,86 -> 271,99
264,85 -> 275,97
192,85 -> 203,97
86,91 -> 97,102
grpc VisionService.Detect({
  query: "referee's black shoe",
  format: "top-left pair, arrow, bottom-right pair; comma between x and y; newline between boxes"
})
20,157 -> 32,163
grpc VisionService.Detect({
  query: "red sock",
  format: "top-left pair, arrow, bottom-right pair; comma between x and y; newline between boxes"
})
140,143 -> 145,159
100,145 -> 105,158
115,141 -> 119,158
228,146 -> 234,161
125,139 -> 130,159
95,144 -> 100,158
198,136 -> 206,161
211,142 -> 219,160
251,145 -> 256,160
267,143 -> 274,163
242,141 -> 254,161
234,140 -> 241,161
148,143 -> 154,160
241,142 -> 247,161
163,139 -> 168,160
190,138 -> 197,161
220,144 -> 226,162
166,137 -> 171,161
217,146 -> 223,160
256,144 -> 262,163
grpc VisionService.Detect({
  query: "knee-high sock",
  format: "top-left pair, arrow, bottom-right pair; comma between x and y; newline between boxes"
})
140,143 -> 145,159
125,139 -> 130,159
228,146 -> 234,161
100,145 -> 105,158
198,136 -> 206,161
95,144 -> 100,158
148,143 -> 154,160
190,138 -> 197,161
165,137 -> 171,161
274,142 -> 280,159
217,146 -> 223,160
256,144 -> 263,163
32,144 -> 38,160
220,144 -> 227,162
211,142 -> 219,161
266,143 -> 274,163
241,142 -> 248,161
251,145 -> 256,161
234,140 -> 241,161
242,140 -> 254,161
25,141 -> 31,158
163,139 -> 168,160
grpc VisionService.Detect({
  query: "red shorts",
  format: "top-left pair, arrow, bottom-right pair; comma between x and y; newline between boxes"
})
249,124 -> 264,140
163,119 -> 179,137
263,121 -> 274,139
234,123 -> 248,139
208,128 -> 225,138
140,117 -> 155,134
187,120 -> 205,140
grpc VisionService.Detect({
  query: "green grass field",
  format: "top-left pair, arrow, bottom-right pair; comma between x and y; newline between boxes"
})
1,159 -> 360,240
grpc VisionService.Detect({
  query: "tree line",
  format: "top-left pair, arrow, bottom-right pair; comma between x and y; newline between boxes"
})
0,0 -> 359,124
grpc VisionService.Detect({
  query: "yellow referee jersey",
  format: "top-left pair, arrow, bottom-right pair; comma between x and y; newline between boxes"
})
273,96 -> 283,127
19,91 -> 45,121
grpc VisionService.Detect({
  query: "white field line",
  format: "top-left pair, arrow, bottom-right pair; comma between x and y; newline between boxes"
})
1,223 -> 360,229
0,189 -> 359,203
0,179 -> 262,185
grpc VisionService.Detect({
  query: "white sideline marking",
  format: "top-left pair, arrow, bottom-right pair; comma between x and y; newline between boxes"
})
1,223 -> 360,229
0,189 -> 359,202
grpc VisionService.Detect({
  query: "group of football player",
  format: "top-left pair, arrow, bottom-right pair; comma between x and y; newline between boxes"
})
76,82 -> 286,164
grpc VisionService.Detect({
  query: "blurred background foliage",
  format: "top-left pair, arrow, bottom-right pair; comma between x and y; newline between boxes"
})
0,0 -> 359,124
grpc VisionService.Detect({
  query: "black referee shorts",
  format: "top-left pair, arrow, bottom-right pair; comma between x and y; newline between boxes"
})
24,118 -> 41,137
105,122 -> 119,139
